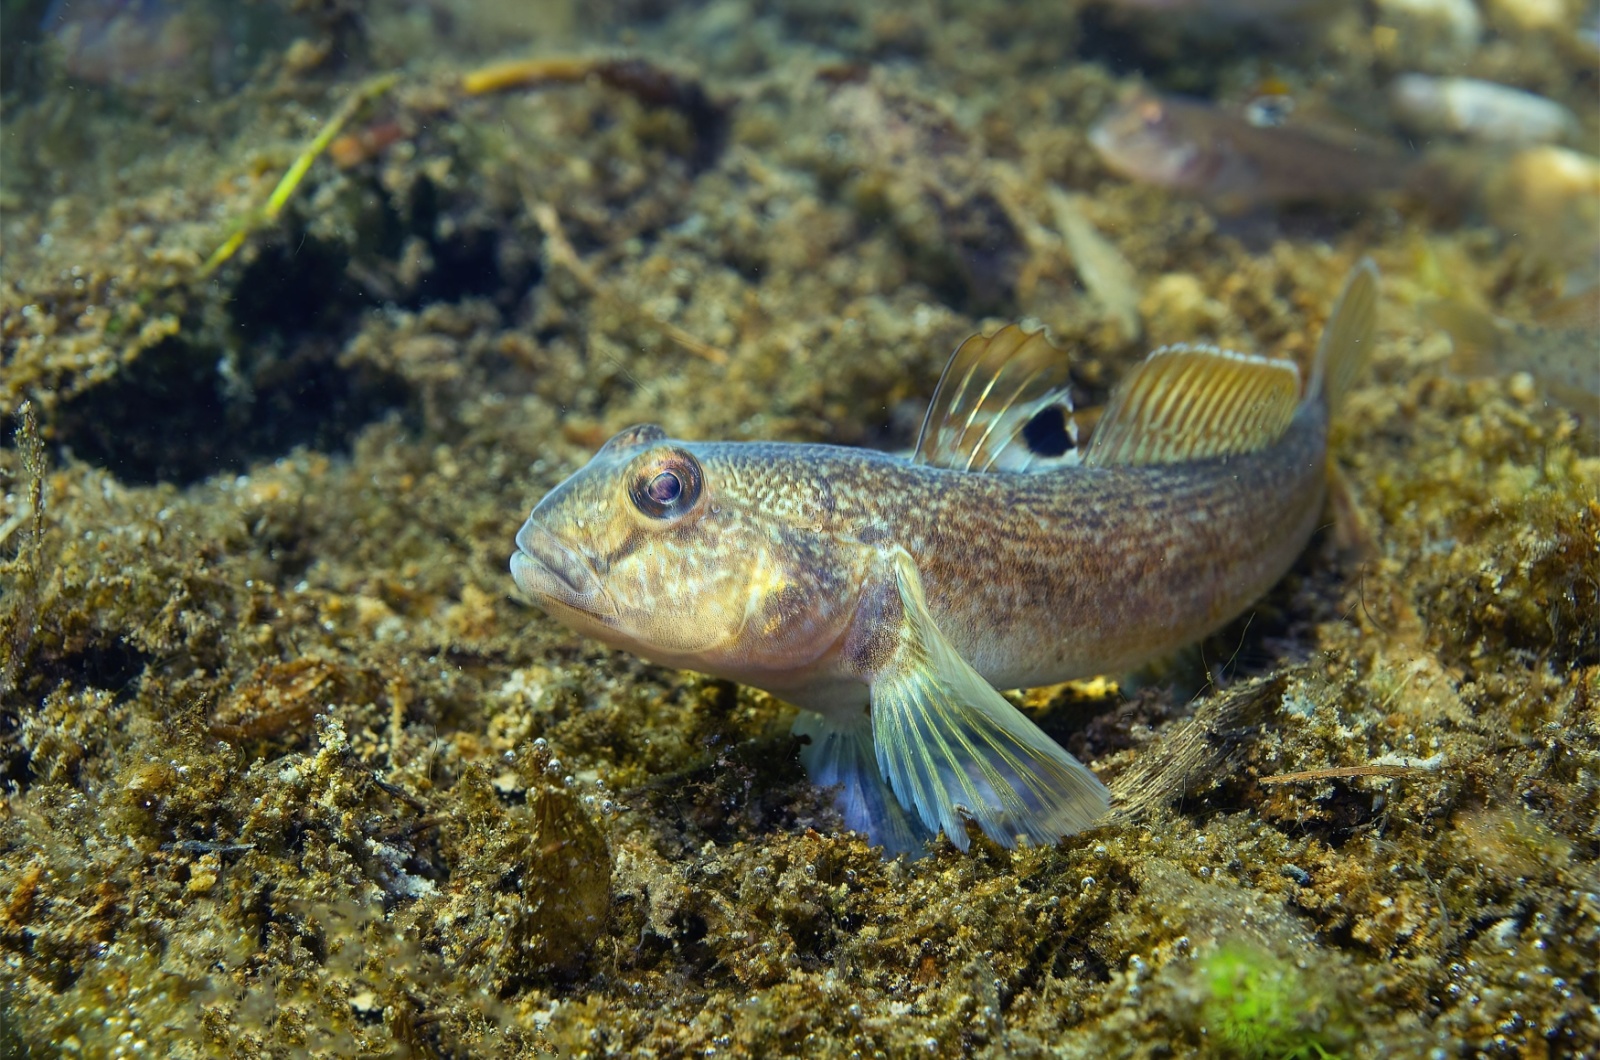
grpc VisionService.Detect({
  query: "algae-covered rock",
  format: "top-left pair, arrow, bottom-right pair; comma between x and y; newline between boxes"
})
442,742 -> 612,983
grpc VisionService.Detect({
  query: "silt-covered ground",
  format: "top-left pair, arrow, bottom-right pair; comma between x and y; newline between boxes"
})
1,0 -> 1597,1056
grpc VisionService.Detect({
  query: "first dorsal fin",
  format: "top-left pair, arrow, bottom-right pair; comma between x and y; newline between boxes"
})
1082,345 -> 1302,468
912,325 -> 1081,473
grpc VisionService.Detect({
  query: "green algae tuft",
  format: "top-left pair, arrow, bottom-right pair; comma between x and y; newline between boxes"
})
1192,943 -> 1351,1060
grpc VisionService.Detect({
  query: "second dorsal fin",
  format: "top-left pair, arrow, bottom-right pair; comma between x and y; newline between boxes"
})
913,325 -> 1081,473
1083,345 -> 1302,467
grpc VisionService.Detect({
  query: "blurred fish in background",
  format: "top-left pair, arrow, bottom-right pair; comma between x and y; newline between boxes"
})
1088,91 -> 1414,211
1428,288 -> 1600,419
38,0 -> 231,90
27,0 -> 329,95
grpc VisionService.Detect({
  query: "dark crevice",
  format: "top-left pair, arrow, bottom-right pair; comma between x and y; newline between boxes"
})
51,225 -> 417,486
403,177 -> 540,312
231,234 -> 366,343
1,631 -> 150,793
0,711 -> 32,793
39,633 -> 148,698
47,158 -> 546,485
896,190 -> 1025,319
1073,5 -> 1179,80
52,332 -> 413,487
408,225 -> 519,310
1074,6 -> 1306,95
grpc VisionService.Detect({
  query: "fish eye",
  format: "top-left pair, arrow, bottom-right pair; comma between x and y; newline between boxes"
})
647,471 -> 681,504
629,450 -> 703,519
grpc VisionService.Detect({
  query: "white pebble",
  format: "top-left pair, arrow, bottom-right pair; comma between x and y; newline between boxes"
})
1392,74 -> 1578,146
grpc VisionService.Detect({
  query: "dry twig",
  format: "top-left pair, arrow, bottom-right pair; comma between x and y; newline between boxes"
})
1257,762 -> 1442,785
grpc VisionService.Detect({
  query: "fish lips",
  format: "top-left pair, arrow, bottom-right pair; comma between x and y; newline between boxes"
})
510,518 -> 615,619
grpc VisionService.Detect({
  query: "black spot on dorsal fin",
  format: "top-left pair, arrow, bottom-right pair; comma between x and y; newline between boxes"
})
912,324 -> 1083,473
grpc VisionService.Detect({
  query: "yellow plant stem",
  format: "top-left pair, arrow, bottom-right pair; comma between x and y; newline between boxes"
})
200,74 -> 400,278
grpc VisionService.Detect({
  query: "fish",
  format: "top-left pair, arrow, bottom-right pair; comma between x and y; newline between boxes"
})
510,262 -> 1380,855
1426,289 -> 1600,417
1090,93 -> 1411,211
40,0 -> 231,92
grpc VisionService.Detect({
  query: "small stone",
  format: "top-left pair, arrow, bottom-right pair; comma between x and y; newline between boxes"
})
186,854 -> 220,894
1507,372 -> 1538,405
1486,0 -> 1571,31
1391,75 -> 1578,146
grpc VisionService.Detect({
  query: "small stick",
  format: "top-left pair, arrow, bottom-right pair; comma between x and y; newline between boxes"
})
462,57 -> 595,96
470,55 -> 728,171
1257,762 -> 1441,785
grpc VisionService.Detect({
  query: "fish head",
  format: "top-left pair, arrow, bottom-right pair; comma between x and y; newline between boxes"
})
1089,94 -> 1210,192
511,425 -> 854,674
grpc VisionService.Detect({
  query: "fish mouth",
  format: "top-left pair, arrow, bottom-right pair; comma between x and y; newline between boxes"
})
511,518 -> 614,617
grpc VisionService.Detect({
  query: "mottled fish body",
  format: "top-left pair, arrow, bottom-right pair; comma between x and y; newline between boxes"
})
654,429 -> 1328,696
512,263 -> 1380,855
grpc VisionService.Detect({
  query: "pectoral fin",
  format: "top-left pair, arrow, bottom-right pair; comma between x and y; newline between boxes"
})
861,550 -> 1110,850
794,709 -> 933,857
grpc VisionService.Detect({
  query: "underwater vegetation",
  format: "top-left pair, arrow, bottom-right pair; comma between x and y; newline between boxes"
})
1190,942 -> 1354,1059
0,0 -> 1597,1057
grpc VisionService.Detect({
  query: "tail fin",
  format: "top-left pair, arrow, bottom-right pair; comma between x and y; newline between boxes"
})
1308,258 -> 1380,414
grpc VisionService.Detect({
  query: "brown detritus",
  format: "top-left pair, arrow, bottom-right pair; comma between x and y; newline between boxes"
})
462,55 -> 729,171
209,657 -> 373,744
589,58 -> 729,163
815,62 -> 872,86
0,858 -> 44,944
528,195 -> 731,366
1256,761 -> 1442,785
512,774 -> 613,976
0,403 -> 48,702
327,119 -> 408,170
435,741 -> 612,983
1109,673 -> 1287,823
